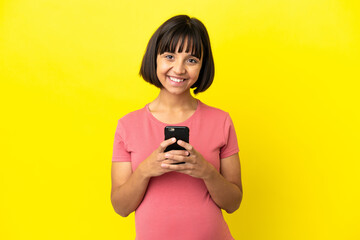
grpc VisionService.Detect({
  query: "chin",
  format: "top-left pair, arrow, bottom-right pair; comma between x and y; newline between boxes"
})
163,87 -> 190,95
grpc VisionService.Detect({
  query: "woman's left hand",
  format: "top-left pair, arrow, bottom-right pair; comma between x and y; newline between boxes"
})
161,140 -> 215,180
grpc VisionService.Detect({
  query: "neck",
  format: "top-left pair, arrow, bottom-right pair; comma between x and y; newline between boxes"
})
150,89 -> 197,111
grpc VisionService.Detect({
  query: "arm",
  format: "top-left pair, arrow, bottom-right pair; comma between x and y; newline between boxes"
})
111,162 -> 150,217
203,153 -> 243,213
111,137 -> 186,217
161,140 -> 243,213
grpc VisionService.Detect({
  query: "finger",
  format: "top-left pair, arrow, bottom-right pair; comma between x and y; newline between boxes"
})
164,153 -> 188,163
162,159 -> 179,164
158,137 -> 177,152
161,162 -> 190,170
165,150 -> 190,156
157,152 -> 170,162
158,150 -> 186,162
177,140 -> 194,153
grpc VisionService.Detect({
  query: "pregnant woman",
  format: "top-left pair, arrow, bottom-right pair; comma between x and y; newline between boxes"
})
111,15 -> 243,240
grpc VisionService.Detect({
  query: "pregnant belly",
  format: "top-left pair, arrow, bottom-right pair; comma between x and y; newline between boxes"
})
134,172 -> 231,240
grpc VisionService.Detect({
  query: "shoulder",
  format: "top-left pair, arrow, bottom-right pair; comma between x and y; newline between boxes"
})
114,106 -> 148,139
115,106 -> 148,131
199,100 -> 231,121
118,106 -> 147,123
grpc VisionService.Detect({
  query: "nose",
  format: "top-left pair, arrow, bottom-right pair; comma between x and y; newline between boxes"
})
173,60 -> 186,75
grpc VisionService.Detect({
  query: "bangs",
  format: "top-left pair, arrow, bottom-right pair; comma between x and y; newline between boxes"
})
157,28 -> 203,59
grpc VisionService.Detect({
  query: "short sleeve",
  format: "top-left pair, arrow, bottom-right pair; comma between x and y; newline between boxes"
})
112,120 -> 131,162
220,114 -> 239,159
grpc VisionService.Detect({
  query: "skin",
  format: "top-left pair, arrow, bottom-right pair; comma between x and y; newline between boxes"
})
111,41 -> 243,217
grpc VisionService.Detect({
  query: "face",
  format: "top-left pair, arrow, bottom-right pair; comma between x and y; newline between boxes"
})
156,42 -> 202,95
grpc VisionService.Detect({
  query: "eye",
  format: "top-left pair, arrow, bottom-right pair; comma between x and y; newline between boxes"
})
164,54 -> 174,60
188,58 -> 198,64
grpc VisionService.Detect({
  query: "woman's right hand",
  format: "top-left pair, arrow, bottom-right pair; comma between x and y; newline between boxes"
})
138,137 -> 189,179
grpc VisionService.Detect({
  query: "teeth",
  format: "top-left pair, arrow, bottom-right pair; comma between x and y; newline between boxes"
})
169,76 -> 184,82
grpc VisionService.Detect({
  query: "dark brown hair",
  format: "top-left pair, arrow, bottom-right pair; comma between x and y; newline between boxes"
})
139,15 -> 214,94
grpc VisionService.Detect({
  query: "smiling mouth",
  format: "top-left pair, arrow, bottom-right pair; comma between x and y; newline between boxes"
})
169,76 -> 185,83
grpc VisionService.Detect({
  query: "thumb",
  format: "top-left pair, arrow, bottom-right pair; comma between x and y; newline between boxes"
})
158,137 -> 177,152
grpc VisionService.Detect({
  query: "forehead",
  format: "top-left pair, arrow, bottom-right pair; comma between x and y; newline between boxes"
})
173,40 -> 197,55
157,33 -> 203,59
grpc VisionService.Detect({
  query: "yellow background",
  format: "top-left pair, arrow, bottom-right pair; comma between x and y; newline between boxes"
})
1,0 -> 359,239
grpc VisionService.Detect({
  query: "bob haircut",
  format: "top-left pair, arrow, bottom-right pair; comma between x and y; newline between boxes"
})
140,15 -> 215,94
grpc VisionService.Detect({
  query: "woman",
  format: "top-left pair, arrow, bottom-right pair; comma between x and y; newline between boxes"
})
111,15 -> 243,240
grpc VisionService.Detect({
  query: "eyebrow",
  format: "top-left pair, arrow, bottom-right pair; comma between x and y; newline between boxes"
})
162,51 -> 200,58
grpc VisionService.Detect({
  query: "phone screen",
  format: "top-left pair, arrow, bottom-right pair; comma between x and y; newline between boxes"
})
164,126 -> 189,152
164,126 -> 189,164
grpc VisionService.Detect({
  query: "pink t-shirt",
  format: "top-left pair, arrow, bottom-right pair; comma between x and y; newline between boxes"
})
112,99 -> 239,240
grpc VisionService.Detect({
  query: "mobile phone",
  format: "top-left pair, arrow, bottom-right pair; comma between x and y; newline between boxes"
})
164,126 -> 189,164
